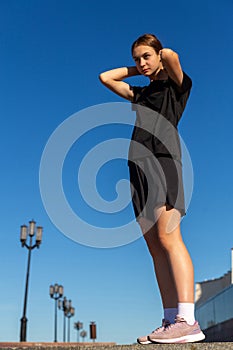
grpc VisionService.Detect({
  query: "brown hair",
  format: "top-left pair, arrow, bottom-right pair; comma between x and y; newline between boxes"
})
131,33 -> 163,55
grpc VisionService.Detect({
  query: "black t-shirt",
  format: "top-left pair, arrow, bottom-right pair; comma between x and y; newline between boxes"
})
128,71 -> 192,162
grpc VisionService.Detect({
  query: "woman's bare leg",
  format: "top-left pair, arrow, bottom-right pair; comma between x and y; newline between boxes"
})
138,217 -> 178,308
139,206 -> 194,307
154,206 -> 194,303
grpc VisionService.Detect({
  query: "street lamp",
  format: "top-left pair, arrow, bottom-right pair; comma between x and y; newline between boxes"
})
19,220 -> 43,342
74,321 -> 83,342
58,296 -> 68,342
65,301 -> 75,342
80,330 -> 87,342
49,283 -> 63,342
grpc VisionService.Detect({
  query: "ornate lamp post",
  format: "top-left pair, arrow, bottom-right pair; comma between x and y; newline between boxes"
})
19,220 -> 43,342
80,330 -> 87,342
65,301 -> 75,342
74,321 -> 83,342
49,284 -> 63,342
58,296 -> 68,342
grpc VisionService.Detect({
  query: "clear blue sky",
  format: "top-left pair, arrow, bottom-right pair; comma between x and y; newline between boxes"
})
0,0 -> 233,345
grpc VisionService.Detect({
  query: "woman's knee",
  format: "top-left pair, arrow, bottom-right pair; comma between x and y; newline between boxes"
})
157,231 -> 173,251
156,224 -> 183,253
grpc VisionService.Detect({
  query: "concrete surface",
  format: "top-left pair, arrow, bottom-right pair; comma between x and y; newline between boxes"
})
0,342 -> 233,350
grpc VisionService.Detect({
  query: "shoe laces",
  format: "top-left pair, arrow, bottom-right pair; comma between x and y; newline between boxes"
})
163,319 -> 171,327
152,319 -> 170,333
163,316 -> 186,331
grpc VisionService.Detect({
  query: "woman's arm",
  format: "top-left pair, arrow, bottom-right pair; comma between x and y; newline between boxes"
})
159,49 -> 184,87
99,66 -> 140,101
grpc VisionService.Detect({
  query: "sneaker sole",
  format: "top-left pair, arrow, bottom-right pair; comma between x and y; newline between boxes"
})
137,339 -> 152,345
149,331 -> 205,344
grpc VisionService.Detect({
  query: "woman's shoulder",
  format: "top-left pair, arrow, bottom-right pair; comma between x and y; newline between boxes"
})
168,71 -> 192,94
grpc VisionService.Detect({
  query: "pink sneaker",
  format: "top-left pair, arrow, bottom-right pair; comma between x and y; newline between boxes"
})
137,319 -> 170,345
148,315 -> 205,344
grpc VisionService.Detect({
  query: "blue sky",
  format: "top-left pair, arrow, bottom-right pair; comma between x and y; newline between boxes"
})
0,0 -> 233,345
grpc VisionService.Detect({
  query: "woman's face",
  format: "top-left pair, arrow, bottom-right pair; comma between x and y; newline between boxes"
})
132,45 -> 161,77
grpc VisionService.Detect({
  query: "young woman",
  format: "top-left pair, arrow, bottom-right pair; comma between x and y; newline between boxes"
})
99,33 -> 205,344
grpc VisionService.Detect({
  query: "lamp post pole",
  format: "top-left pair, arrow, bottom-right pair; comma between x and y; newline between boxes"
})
19,220 -> 43,342
80,330 -> 87,342
58,297 -> 68,342
74,321 -> 83,342
49,284 -> 64,342
65,300 -> 75,342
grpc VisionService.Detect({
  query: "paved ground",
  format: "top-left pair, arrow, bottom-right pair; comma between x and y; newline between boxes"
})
0,342 -> 233,350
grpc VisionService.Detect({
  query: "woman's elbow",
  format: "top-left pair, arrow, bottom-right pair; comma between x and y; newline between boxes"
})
99,72 -> 109,84
161,48 -> 179,61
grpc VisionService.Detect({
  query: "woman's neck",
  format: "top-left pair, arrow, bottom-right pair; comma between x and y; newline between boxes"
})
149,68 -> 168,82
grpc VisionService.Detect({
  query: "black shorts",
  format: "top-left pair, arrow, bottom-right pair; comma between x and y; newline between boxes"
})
128,155 -> 185,222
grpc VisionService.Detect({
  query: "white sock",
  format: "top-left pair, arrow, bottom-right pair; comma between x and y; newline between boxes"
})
164,308 -> 178,324
178,302 -> 195,325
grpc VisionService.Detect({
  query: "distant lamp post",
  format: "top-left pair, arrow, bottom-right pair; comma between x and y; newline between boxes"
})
80,330 -> 87,342
49,283 -> 63,342
19,220 -> 43,342
90,322 -> 97,342
74,321 -> 83,342
65,301 -> 75,342
58,296 -> 68,342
